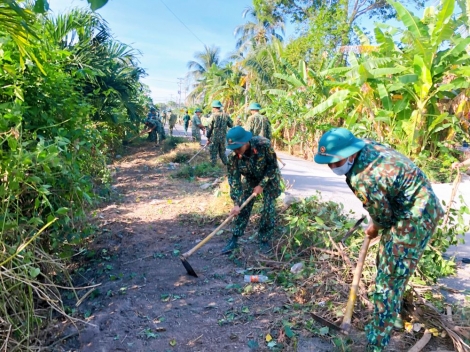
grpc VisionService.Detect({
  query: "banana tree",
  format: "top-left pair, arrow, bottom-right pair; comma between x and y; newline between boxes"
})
309,0 -> 470,157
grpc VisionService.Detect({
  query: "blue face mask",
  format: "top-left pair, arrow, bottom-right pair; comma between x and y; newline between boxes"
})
332,158 -> 354,176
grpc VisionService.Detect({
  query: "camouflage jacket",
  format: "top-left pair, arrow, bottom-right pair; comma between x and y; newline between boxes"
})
145,113 -> 158,129
346,140 -> 444,229
191,114 -> 202,134
169,113 -> 177,126
207,113 -> 233,143
245,113 -> 272,140
227,136 -> 282,206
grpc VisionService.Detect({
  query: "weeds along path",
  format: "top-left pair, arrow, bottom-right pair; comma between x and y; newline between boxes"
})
51,139 -> 294,352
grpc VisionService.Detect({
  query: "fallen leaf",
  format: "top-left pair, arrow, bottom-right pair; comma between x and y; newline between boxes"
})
169,339 -> 177,346
277,328 -> 286,343
266,334 -> 272,342
267,341 -> 277,348
405,321 -> 413,332
284,325 -> 294,338
429,328 -> 439,337
247,340 -> 259,349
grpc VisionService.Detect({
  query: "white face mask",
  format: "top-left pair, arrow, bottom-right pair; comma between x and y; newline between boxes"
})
332,158 -> 354,176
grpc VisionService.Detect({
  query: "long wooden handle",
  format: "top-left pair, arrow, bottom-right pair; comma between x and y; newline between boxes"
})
276,157 -> 286,166
187,144 -> 208,164
341,236 -> 371,332
182,193 -> 257,258
443,170 -> 461,226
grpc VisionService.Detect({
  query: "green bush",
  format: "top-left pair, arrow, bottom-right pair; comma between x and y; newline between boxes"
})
162,136 -> 189,152
175,162 -> 224,179
0,5 -> 150,349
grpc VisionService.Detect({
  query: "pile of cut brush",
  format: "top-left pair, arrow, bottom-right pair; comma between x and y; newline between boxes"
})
241,192 -> 470,351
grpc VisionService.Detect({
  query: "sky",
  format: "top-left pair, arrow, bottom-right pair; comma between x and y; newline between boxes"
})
47,0 -> 274,105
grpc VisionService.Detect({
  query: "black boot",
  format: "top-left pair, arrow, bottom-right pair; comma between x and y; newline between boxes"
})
221,236 -> 238,254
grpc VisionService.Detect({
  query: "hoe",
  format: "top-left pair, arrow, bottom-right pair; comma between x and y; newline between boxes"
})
180,193 -> 256,277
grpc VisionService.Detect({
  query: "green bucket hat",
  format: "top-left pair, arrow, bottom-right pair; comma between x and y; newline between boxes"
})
211,100 -> 223,108
314,128 -> 366,164
195,108 -> 202,113
226,126 -> 252,150
249,102 -> 262,110
150,106 -> 156,111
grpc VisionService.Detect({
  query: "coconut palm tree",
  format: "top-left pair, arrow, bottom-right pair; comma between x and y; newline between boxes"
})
45,8 -> 146,123
186,45 -> 222,105
234,6 -> 285,54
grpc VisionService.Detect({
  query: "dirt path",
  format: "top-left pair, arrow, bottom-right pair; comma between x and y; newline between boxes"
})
50,142 -> 297,352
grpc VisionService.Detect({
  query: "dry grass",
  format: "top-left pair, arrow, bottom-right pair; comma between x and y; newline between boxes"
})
157,140 -> 208,164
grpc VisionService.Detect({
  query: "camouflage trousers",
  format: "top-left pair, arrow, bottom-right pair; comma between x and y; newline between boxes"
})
169,125 -> 175,136
366,217 -> 439,351
232,191 -> 277,242
210,141 -> 228,166
157,122 -> 166,142
147,129 -> 157,142
192,130 -> 201,142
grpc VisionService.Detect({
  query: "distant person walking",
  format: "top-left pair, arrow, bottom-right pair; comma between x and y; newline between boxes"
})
245,102 -> 272,140
168,109 -> 178,136
206,100 -> 233,166
191,108 -> 205,143
182,110 -> 191,135
161,110 -> 167,126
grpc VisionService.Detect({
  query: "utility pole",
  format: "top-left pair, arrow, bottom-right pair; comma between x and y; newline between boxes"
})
177,77 -> 184,113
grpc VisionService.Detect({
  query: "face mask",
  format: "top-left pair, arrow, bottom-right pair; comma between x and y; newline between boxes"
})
332,158 -> 354,176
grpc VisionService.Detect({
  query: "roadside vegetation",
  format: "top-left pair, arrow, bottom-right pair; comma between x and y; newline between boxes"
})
0,1 -> 150,349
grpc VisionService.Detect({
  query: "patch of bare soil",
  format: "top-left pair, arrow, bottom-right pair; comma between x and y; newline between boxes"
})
43,141 -> 458,352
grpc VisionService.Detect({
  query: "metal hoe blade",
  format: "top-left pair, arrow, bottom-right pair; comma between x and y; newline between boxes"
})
180,256 -> 198,277
341,216 -> 366,246
310,313 -> 343,332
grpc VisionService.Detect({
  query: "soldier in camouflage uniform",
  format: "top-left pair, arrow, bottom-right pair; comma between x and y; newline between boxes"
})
206,100 -> 233,166
182,110 -> 191,135
244,102 -> 272,140
221,126 -> 282,254
168,109 -> 178,136
153,108 -> 166,143
161,110 -> 167,126
144,107 -> 159,142
314,128 -> 444,352
191,108 -> 205,143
